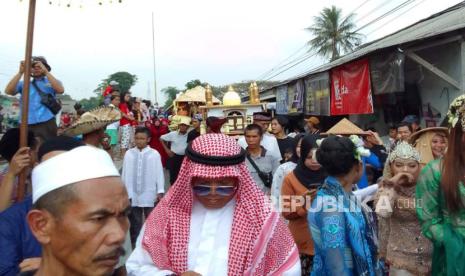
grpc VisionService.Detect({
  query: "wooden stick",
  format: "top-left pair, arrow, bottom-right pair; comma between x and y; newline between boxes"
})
17,0 -> 37,202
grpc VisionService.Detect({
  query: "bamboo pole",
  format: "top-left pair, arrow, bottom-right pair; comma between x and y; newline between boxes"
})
17,0 -> 37,202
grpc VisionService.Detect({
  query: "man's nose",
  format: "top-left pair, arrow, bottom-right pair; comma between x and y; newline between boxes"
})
106,218 -> 128,245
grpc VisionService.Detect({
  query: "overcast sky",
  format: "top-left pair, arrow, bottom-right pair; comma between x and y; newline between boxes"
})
0,0 -> 462,104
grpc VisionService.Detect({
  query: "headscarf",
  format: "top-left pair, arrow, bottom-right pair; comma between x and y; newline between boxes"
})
293,134 -> 326,189
289,133 -> 304,163
142,134 -> 298,275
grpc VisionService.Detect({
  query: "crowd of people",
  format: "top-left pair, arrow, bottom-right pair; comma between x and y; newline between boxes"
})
0,56 -> 464,276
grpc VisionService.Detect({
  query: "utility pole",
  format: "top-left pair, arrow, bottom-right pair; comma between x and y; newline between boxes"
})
152,11 -> 158,105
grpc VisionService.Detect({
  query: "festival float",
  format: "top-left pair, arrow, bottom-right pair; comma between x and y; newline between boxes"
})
169,85 -> 221,130
199,82 -> 265,136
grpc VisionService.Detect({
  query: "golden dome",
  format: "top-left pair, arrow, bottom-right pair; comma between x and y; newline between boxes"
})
222,85 -> 241,106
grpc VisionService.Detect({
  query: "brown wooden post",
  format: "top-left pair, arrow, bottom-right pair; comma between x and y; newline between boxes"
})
17,0 -> 37,202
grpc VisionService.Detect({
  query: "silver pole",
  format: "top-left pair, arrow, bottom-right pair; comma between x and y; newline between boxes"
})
152,11 -> 158,105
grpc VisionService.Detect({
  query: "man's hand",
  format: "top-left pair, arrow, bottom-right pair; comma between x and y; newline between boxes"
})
34,61 -> 49,74
9,147 -> 31,175
166,149 -> 174,158
19,61 -> 25,74
181,271 -> 202,276
155,193 -> 164,203
19,257 -> 41,272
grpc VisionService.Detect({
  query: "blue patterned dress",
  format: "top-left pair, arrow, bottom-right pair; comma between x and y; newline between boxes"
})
308,176 -> 380,276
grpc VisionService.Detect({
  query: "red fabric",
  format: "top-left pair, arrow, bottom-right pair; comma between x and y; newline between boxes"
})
142,134 -> 298,275
148,122 -> 169,167
103,85 -> 113,97
330,58 -> 374,115
119,103 -> 131,126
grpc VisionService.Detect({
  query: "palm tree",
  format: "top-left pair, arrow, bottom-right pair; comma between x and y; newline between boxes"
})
306,6 -> 363,61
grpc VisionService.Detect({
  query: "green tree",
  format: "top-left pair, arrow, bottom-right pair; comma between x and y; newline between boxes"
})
79,96 -> 102,111
185,79 -> 202,90
306,6 -> 362,61
94,71 -> 138,95
162,86 -> 180,108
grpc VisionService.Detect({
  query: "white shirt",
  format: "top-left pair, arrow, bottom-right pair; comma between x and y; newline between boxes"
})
238,132 -> 282,161
122,146 -> 164,207
106,103 -> 120,130
126,199 -> 301,276
160,131 -> 188,155
270,161 -> 297,210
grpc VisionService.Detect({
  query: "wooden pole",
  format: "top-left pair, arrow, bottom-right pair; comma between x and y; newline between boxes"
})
17,0 -> 37,202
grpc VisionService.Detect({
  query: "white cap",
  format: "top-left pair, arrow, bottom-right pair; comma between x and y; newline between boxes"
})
32,146 -> 120,203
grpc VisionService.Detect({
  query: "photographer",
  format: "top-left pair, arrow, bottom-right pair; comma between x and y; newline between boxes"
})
5,56 -> 64,141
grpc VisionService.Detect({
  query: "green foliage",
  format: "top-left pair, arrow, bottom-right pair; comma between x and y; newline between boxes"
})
306,6 -> 363,61
94,71 -> 138,95
185,79 -> 203,90
162,86 -> 181,108
79,95 -> 103,111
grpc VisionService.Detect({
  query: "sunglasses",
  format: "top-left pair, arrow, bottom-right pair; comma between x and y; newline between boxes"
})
192,185 -> 237,196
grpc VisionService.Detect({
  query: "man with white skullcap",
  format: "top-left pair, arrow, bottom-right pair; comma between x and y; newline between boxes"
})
25,146 -> 130,276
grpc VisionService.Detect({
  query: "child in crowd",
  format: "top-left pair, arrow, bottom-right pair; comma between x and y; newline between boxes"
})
122,127 -> 164,247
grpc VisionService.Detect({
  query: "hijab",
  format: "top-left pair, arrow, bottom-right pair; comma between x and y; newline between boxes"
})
293,134 -> 326,189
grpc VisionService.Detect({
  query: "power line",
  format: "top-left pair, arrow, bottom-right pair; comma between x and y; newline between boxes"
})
354,0 -> 393,24
258,0 -> 418,82
365,0 -> 426,36
345,0 -> 372,19
256,44 -> 308,80
258,0 -> 373,81
264,53 -> 318,81
355,0 -> 416,32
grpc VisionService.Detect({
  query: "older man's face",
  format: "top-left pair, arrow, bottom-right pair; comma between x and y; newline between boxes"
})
49,177 -> 130,275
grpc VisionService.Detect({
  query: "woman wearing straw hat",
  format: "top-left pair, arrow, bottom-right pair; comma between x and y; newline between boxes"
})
409,127 -> 448,167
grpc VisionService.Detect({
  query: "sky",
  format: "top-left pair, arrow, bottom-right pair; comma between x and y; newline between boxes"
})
0,0 -> 463,105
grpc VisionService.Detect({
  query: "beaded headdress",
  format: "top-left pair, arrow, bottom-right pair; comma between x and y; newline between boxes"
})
447,94 -> 465,131
388,141 -> 421,163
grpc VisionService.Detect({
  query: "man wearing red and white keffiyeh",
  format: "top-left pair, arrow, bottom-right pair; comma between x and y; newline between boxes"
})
126,133 -> 300,275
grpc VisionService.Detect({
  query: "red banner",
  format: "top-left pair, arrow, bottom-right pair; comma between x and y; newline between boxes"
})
330,58 -> 373,115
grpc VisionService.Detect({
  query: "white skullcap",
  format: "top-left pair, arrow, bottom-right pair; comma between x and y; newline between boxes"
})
32,146 -> 120,203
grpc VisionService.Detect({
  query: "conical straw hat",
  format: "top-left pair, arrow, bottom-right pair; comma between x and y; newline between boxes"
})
63,106 -> 121,137
322,118 -> 366,135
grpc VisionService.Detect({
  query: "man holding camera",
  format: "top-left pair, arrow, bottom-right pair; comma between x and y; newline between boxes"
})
5,56 -> 64,141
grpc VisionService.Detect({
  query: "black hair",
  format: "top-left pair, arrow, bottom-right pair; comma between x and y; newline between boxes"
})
290,133 -> 305,163
110,94 -> 120,101
397,122 -> 413,132
37,136 -> 85,162
34,184 -> 77,217
388,124 -> 397,130
272,116 -> 289,128
366,127 -> 377,132
135,127 -> 151,138
244,124 -> 263,137
316,135 -> 358,176
0,128 -> 37,162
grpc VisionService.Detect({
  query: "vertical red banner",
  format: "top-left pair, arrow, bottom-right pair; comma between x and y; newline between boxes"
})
330,58 -> 374,115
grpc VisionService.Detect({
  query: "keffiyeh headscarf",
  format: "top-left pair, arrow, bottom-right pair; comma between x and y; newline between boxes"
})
142,134 -> 298,275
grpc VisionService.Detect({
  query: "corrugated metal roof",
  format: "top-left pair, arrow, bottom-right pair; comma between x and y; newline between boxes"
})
263,1 -> 465,91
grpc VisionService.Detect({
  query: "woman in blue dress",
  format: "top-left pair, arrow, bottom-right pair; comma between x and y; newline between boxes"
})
308,135 -> 380,276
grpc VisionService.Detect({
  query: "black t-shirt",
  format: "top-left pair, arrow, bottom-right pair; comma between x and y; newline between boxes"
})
277,137 -> 294,161
187,129 -> 201,143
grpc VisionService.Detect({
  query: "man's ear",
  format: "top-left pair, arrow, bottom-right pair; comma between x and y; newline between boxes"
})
27,209 -> 55,244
